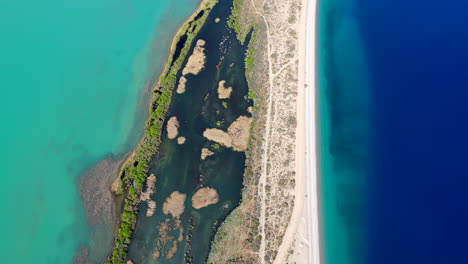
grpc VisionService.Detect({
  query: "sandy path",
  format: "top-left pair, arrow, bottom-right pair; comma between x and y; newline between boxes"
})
249,0 -> 274,262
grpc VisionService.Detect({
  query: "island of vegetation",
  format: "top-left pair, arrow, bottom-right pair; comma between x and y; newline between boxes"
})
203,115 -> 252,151
140,174 -> 157,217
166,116 -> 180,140
106,1 -> 219,263
177,136 -> 186,144
162,191 -> 187,218
177,38 -> 207,94
191,187 -> 220,209
217,80 -> 233,99
201,147 -> 215,160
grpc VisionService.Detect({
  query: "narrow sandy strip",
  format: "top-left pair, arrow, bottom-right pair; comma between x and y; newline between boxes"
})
272,0 -> 308,261
272,0 -> 320,262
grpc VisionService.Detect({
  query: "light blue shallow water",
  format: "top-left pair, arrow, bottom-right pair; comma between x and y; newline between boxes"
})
0,0 -> 199,262
318,0 -> 370,263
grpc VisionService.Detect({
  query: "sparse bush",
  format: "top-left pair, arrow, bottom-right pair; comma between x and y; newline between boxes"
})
247,91 -> 257,99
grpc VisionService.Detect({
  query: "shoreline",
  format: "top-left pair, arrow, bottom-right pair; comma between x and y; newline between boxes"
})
305,0 -> 321,262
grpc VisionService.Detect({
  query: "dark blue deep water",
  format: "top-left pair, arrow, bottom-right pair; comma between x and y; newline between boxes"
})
362,0 -> 468,263
319,0 -> 468,263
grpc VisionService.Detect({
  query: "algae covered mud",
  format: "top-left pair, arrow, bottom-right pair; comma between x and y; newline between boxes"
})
110,0 -> 253,263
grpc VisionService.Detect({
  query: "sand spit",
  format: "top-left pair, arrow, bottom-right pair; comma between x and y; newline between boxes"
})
182,39 -> 207,76
192,187 -> 220,209
177,136 -> 186,144
141,174 -> 157,217
166,116 -> 179,139
162,191 -> 187,218
203,128 -> 232,147
177,76 -> 187,94
228,115 -> 252,151
217,80 -> 233,99
201,148 -> 214,160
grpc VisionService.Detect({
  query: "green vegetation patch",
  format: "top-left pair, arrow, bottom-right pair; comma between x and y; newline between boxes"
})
227,0 -> 243,40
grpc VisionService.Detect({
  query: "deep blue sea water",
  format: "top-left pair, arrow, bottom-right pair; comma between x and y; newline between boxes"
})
320,0 -> 468,263
361,0 -> 468,263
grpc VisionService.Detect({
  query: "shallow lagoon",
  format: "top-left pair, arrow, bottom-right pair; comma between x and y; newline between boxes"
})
127,1 -> 253,263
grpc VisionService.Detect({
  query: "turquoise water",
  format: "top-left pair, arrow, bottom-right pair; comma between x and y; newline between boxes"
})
0,0 -> 200,262
318,0 -> 370,263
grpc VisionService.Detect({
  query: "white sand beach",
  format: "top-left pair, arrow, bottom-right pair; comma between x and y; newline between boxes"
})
274,0 -> 320,264
304,0 -> 321,262
272,0 -> 320,262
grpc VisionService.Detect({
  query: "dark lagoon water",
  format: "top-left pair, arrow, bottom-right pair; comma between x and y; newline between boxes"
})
319,0 -> 468,263
127,1 -> 252,263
